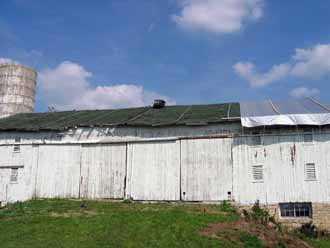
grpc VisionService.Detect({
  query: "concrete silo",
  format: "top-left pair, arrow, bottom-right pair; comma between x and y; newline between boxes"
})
0,63 -> 37,118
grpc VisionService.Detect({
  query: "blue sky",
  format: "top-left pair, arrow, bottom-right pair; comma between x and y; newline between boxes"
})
1,0 -> 330,111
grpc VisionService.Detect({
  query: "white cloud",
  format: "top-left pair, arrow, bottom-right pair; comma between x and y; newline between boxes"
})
233,62 -> 291,87
173,0 -> 264,33
291,44 -> 330,78
38,61 -> 175,110
0,57 -> 17,64
234,43 -> 330,87
290,87 -> 320,98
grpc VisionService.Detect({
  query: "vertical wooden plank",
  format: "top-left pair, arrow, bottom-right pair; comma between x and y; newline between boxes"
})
126,140 -> 180,201
181,138 -> 233,201
35,145 -> 81,199
232,133 -> 330,205
80,144 -> 126,199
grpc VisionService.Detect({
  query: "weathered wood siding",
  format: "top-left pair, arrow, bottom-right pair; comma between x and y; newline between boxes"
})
0,168 -> 10,204
0,145 -> 22,203
35,145 -> 81,199
233,133 -> 330,204
1,124 -> 330,206
11,145 -> 39,202
0,145 -> 23,166
0,145 -> 38,204
80,144 -> 126,199
181,138 -> 232,201
0,123 -> 240,145
126,141 -> 180,201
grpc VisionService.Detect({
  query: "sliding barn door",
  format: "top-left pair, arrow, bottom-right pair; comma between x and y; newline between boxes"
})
181,138 -> 233,201
80,144 -> 126,199
126,141 -> 180,201
35,145 -> 81,199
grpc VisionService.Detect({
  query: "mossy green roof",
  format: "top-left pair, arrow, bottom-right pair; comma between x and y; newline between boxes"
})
0,102 -> 240,131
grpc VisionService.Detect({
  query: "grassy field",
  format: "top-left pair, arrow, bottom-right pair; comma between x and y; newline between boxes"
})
0,199 -> 329,248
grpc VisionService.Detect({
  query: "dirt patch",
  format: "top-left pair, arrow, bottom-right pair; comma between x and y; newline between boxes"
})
201,219 -> 312,248
185,205 -> 224,214
131,203 -> 228,214
49,210 -> 98,218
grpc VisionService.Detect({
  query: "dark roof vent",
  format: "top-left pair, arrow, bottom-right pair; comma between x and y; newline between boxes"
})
153,99 -> 166,109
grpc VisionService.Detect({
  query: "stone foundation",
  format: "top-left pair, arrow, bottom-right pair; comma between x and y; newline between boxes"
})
237,203 -> 330,230
311,203 -> 330,230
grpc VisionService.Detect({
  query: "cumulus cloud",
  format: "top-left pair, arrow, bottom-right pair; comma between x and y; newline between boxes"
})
0,57 -> 17,64
173,0 -> 264,33
234,43 -> 330,87
233,62 -> 290,87
291,44 -> 330,78
38,61 -> 175,110
290,87 -> 320,99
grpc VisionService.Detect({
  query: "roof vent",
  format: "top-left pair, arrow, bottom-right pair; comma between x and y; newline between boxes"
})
153,99 -> 166,109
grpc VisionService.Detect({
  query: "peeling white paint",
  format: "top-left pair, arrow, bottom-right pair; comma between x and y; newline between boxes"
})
35,145 -> 81,199
232,133 -> 330,205
126,141 -> 180,201
0,125 -> 330,207
181,138 -> 232,201
80,144 -> 126,199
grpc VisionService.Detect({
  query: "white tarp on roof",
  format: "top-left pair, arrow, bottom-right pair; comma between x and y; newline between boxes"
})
240,98 -> 330,128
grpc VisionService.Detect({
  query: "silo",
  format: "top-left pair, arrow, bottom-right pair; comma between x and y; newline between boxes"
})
0,63 -> 37,118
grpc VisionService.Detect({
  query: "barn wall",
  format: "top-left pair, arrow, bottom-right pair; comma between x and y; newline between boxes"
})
181,138 -> 232,201
0,145 -> 38,205
35,145 -> 81,199
0,168 -> 11,205
0,123 -> 240,145
126,140 -> 181,201
232,133 -> 330,204
0,144 -> 24,166
13,145 -> 39,202
80,144 -> 126,199
0,125 -> 330,207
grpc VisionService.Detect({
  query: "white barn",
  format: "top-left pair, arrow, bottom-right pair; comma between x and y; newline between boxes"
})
1,99 -> 330,229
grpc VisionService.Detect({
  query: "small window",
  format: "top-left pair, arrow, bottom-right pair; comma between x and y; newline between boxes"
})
10,168 -> 18,183
13,144 -> 20,153
303,129 -> 313,143
13,137 -> 21,153
251,132 -> 262,146
252,165 -> 264,182
280,202 -> 312,218
304,133 -> 313,143
305,163 -> 316,181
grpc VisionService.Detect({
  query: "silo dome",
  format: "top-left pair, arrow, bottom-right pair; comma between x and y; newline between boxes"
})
0,63 -> 37,118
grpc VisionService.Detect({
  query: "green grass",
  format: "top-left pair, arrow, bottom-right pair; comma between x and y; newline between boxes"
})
216,230 -> 265,248
2,199 -> 330,248
304,237 -> 330,248
0,199 -> 238,248
239,232 -> 265,248
292,224 -> 330,248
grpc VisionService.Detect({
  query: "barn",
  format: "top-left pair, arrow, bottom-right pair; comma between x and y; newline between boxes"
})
1,97 -> 330,229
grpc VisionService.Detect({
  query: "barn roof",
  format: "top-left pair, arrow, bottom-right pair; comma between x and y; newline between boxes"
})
240,98 -> 330,127
0,102 -> 240,131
